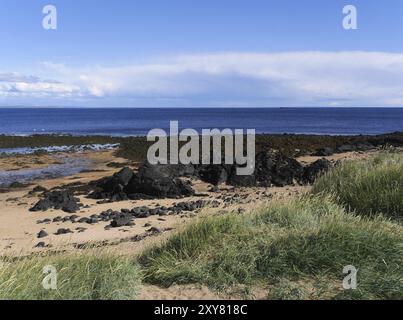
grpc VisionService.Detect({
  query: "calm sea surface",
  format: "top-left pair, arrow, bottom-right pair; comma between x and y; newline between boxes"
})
0,108 -> 402,136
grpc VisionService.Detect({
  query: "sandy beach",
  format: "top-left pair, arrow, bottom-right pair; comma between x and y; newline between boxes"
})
0,146 -> 381,256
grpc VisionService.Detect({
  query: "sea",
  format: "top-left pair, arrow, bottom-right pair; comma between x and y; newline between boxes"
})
0,107 -> 402,136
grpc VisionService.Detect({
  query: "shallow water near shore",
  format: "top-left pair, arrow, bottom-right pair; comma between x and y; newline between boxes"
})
0,156 -> 92,187
0,143 -> 119,156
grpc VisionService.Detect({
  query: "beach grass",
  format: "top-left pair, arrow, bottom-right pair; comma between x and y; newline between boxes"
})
312,152 -> 403,220
0,251 -> 142,300
139,196 -> 403,299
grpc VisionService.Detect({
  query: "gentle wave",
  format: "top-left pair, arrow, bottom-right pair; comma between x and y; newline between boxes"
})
0,143 -> 120,157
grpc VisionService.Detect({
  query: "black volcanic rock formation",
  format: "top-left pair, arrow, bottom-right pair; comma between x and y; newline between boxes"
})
30,190 -> 81,213
88,150 -> 334,203
89,164 -> 195,201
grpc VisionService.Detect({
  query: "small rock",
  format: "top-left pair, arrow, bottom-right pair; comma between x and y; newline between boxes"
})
55,228 -> 73,235
34,242 -> 46,248
37,230 -> 48,238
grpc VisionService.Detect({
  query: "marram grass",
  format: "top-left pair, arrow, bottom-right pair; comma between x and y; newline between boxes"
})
312,152 -> 403,220
0,251 -> 142,300
139,196 -> 403,299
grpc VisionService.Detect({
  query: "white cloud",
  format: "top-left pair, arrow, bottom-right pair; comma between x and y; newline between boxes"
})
3,51 -> 403,107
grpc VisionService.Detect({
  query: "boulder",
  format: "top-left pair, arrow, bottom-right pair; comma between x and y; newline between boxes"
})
125,174 -> 194,198
90,164 -> 195,200
110,214 -> 134,228
37,230 -> 48,238
30,190 -> 81,213
55,228 -> 73,235
198,165 -> 228,186
93,167 -> 134,195
230,150 -> 303,187
301,159 -> 332,184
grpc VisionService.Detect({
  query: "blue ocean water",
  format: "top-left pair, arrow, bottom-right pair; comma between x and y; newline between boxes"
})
0,108 -> 402,136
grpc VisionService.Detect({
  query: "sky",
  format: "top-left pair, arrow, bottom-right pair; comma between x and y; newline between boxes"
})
1,0 -> 403,107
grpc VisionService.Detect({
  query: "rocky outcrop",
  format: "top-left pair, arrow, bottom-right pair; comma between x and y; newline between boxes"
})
90,165 -> 195,201
89,149 -> 333,203
198,150 -> 305,187
30,190 -> 81,213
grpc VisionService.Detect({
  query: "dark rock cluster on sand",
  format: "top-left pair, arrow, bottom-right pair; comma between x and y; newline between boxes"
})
30,190 -> 81,213
35,200 -> 218,234
96,200 -> 219,228
89,150 -> 332,199
29,150 -> 332,212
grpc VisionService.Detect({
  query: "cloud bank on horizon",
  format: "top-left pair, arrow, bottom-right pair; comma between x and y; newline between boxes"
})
1,51 -> 403,108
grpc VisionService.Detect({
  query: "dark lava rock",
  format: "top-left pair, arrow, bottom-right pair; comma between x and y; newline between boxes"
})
198,165 -> 228,186
110,214 -> 134,228
169,200 -> 216,213
37,230 -> 48,238
137,162 -> 196,179
94,167 -> 134,195
314,147 -> 334,157
124,173 -> 194,199
228,150 -> 304,187
62,216 -> 72,222
77,217 -> 91,224
301,159 -> 333,184
55,228 -> 73,235
90,164 -> 195,201
29,190 -> 81,213
34,242 -> 46,248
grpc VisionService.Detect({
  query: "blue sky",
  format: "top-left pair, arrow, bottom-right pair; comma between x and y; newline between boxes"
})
1,0 -> 403,107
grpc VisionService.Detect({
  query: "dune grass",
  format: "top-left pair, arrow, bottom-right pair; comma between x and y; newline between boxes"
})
139,197 -> 403,299
0,252 -> 142,300
311,152 -> 403,220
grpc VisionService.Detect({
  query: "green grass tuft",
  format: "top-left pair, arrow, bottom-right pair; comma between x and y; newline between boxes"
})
311,153 -> 403,220
0,252 -> 142,300
139,197 -> 403,299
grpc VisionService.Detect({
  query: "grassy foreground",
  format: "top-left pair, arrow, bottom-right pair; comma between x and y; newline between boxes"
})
0,153 -> 402,299
139,197 -> 402,299
0,252 -> 142,300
